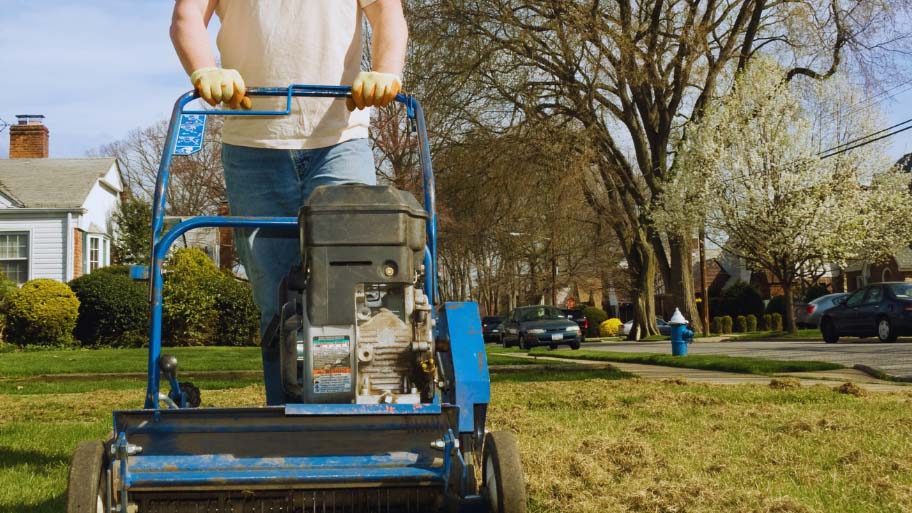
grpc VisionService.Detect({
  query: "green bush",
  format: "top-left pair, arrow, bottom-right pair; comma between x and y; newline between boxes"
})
69,266 -> 148,347
163,248 -> 222,346
213,273 -> 259,346
720,316 -> 733,334
5,279 -> 79,346
719,282 -> 765,318
765,295 -> 787,316
0,273 -> 18,341
761,314 -> 772,331
162,248 -> 259,346
735,315 -> 747,333
771,313 -> 784,332
710,317 -> 723,334
746,314 -> 758,332
583,307 -> 608,338
804,283 -> 830,303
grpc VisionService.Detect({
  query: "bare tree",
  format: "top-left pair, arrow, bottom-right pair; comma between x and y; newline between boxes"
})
408,0 -> 911,336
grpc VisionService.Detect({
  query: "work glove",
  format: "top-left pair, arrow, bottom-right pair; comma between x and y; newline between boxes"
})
347,71 -> 402,111
190,67 -> 251,110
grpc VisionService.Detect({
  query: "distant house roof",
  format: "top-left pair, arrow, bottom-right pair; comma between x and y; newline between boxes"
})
897,153 -> 912,173
0,158 -> 120,209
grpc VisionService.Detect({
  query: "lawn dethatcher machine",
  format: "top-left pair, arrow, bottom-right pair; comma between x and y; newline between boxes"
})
65,86 -> 526,513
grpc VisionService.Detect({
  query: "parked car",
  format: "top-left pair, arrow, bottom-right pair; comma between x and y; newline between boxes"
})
621,318 -> 671,337
794,293 -> 849,328
820,282 -> 912,343
499,305 -> 582,350
481,316 -> 503,343
560,308 -> 588,341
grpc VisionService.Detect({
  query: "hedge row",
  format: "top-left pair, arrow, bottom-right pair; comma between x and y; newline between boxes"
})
1,248 -> 259,348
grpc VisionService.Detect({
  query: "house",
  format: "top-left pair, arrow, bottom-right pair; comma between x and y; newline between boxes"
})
831,153 -> 912,293
0,115 -> 122,284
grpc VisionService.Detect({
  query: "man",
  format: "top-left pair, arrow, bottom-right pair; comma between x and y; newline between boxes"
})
170,0 -> 408,335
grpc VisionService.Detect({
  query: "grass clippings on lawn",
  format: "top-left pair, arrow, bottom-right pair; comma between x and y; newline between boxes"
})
2,353 -> 910,513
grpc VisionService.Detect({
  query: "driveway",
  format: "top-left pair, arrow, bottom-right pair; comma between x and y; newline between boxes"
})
585,338 -> 912,380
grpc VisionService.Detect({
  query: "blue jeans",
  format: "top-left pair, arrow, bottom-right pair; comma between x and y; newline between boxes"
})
223,139 -> 375,404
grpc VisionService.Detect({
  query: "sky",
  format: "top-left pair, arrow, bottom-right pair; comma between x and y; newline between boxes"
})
1,1 -> 912,161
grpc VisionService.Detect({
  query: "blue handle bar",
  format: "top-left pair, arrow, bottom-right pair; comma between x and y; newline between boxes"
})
144,84 -> 438,410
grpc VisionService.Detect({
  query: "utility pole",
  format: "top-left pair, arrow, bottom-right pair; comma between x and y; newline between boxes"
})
699,228 -> 710,336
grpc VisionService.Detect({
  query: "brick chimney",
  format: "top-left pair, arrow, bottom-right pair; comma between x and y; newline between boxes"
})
10,115 -> 49,158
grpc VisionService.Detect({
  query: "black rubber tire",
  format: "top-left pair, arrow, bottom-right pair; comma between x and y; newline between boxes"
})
180,382 -> 201,407
549,344 -> 558,350
821,318 -> 839,344
66,440 -> 105,513
877,317 -> 898,343
569,341 -> 581,350
482,431 -> 526,513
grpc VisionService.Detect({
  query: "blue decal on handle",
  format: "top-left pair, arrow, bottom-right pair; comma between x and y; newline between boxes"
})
173,114 -> 206,155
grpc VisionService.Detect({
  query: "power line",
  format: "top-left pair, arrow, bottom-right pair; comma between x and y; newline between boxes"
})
820,123 -> 912,159
818,117 -> 912,156
822,78 -> 912,122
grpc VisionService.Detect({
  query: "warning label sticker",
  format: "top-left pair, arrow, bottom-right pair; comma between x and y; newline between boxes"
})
312,336 -> 352,394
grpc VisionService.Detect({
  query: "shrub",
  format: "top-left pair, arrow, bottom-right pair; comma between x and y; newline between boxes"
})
762,314 -> 773,331
583,307 -> 608,338
804,283 -> 830,303
5,279 -> 79,346
710,317 -> 723,334
735,315 -> 747,333
599,318 -> 623,337
69,266 -> 148,347
746,314 -> 758,332
213,273 -> 259,346
162,248 -> 260,347
765,295 -> 787,316
719,282 -> 765,318
162,248 -> 222,346
771,313 -> 783,332
720,316 -> 733,334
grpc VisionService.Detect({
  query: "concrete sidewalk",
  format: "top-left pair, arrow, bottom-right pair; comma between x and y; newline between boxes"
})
500,353 -> 912,393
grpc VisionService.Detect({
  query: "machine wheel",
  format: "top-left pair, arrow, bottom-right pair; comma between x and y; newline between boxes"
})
66,440 -> 106,513
180,382 -> 201,407
821,318 -> 839,344
549,344 -> 558,350
482,431 -> 527,513
569,341 -> 581,350
877,317 -> 898,343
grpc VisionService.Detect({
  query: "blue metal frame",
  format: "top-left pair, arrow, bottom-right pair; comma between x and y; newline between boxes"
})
144,85 -> 438,409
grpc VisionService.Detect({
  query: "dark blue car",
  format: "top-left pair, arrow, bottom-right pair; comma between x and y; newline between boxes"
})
820,282 -> 912,343
499,305 -> 582,350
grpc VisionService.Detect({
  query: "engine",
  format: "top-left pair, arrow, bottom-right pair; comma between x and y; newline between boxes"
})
277,185 -> 435,405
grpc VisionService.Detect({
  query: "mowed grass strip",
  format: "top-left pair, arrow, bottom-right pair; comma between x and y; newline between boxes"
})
2,368 -> 911,513
0,346 -> 262,377
532,348 -> 844,375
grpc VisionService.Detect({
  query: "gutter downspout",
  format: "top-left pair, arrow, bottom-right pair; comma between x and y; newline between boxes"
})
65,212 -> 74,282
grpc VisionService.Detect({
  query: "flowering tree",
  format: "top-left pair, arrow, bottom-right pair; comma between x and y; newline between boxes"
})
666,59 -> 912,333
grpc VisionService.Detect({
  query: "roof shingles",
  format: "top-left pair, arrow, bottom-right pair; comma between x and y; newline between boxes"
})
0,158 -> 117,209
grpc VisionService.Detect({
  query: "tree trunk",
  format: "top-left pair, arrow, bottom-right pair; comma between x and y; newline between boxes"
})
625,237 -> 659,341
783,282 -> 797,334
669,235 -> 704,333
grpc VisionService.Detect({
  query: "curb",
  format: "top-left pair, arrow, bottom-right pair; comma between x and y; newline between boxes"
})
852,364 -> 912,383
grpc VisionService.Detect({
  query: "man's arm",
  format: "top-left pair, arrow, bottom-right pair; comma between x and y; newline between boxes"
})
349,0 -> 408,110
170,0 -> 218,75
363,0 -> 408,78
171,0 -> 248,107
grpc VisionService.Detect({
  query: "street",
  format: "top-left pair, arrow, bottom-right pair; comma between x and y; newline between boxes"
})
586,338 -> 912,380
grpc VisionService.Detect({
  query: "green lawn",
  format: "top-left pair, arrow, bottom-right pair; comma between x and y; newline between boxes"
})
731,328 -> 823,340
0,346 -> 262,377
1,355 -> 909,513
530,348 -> 844,375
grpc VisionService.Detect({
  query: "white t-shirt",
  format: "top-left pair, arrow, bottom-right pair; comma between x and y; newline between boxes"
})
215,0 -> 376,149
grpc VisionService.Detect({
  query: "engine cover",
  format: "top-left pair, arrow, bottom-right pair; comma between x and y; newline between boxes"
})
278,185 -> 434,405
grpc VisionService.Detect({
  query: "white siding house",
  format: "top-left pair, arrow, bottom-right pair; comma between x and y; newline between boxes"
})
0,158 -> 123,284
